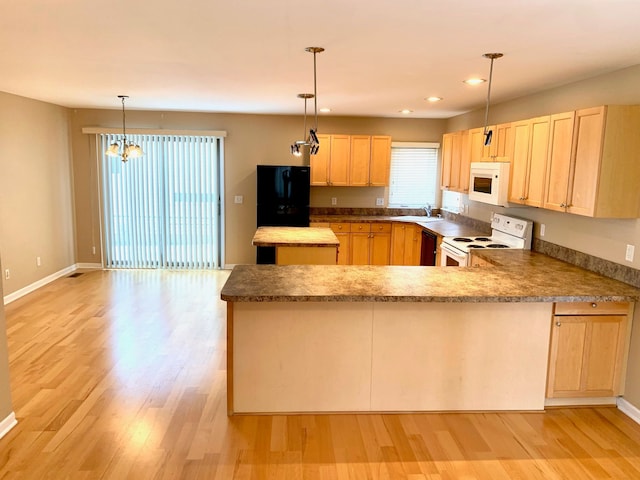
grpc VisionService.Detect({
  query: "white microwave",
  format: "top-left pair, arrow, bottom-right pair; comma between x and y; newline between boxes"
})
468,161 -> 510,206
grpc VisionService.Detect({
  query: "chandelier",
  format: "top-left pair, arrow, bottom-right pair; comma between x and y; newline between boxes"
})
105,95 -> 143,162
289,46 -> 324,156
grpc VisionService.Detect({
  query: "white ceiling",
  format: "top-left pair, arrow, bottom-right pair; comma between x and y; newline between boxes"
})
2,0 -> 640,119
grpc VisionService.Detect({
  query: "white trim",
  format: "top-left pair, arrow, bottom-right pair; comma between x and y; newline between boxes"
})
617,397 -> 640,425
391,141 -> 440,148
544,397 -> 617,407
3,265 -> 77,305
76,263 -> 103,269
82,127 -> 227,137
0,412 -> 17,440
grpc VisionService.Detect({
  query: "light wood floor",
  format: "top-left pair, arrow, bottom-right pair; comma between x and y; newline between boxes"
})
1,269 -> 640,479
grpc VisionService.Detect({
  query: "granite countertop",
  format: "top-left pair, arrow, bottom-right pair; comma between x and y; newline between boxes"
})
252,226 -> 339,247
310,215 -> 489,238
220,255 -> 640,303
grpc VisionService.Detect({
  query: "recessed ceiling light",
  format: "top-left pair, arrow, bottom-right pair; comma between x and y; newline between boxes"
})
319,107 -> 331,113
399,109 -> 413,114
464,78 -> 486,85
426,96 -> 443,102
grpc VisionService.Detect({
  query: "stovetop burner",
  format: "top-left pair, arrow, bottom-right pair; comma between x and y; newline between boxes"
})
468,245 -> 485,248
453,237 -> 473,242
487,244 -> 509,248
474,237 -> 491,242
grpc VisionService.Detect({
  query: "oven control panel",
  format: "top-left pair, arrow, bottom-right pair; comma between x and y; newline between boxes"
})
491,213 -> 533,239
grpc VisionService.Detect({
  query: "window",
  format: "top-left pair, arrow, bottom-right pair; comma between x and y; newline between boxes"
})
99,133 -> 224,269
388,142 -> 439,208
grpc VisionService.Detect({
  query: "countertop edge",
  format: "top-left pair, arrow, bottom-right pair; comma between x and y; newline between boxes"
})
221,294 -> 639,303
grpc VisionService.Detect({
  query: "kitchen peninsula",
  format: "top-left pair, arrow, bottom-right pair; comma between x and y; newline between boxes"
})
252,226 -> 339,265
221,254 -> 639,415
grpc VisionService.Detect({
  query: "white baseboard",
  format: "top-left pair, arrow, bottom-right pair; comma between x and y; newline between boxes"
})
618,397 -> 640,425
0,412 -> 17,440
3,264 -> 77,305
76,263 -> 102,269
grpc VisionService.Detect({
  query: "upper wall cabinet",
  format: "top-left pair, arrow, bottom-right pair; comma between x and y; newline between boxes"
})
564,106 -> 640,218
310,134 -> 391,187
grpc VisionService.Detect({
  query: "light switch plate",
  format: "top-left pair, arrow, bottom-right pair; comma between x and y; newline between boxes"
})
331,197 -> 337,205
540,224 -> 546,237
376,198 -> 384,206
234,195 -> 243,204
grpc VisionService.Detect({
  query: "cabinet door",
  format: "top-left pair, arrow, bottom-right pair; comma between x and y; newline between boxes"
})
547,314 -> 626,398
390,224 -> 408,265
410,225 -> 422,266
524,116 -> 550,208
310,134 -> 331,185
566,107 -> 605,217
329,135 -> 351,186
440,132 -> 454,190
508,120 -> 531,204
349,135 -> 371,186
350,233 -> 370,265
543,112 -> 575,212
370,223 -> 391,265
459,130 -> 471,193
370,136 -> 392,186
330,223 -> 351,265
468,127 -> 489,162
493,123 -> 513,158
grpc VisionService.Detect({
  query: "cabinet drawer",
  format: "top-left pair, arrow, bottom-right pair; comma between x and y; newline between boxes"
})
371,223 -> 391,233
554,301 -> 629,316
351,223 -> 371,233
330,223 -> 351,233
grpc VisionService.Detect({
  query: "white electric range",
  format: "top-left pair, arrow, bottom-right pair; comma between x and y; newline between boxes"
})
440,213 -> 533,267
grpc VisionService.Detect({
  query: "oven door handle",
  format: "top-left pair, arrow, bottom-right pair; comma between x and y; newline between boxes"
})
440,243 -> 465,258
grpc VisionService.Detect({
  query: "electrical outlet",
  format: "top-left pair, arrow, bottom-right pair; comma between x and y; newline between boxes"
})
625,244 -> 635,262
540,224 -> 546,237
4,269 -> 9,280
36,256 -> 41,267
92,246 -> 96,255
376,198 -> 384,206
331,197 -> 337,206
234,195 -> 243,204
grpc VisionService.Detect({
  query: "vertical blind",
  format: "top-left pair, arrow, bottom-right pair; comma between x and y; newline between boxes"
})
100,134 -> 222,269
388,142 -> 439,208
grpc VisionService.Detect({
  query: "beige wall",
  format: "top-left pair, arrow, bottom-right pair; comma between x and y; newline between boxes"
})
69,110 -> 444,266
0,92 -> 76,297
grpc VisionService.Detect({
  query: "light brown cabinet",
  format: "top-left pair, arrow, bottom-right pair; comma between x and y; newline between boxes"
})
390,223 -> 422,265
329,223 -> 351,265
558,105 -> 640,218
350,223 -> 391,265
441,130 -> 469,193
310,134 -> 350,186
311,134 -> 391,187
543,111 -> 576,212
508,116 -> 550,207
546,301 -> 630,398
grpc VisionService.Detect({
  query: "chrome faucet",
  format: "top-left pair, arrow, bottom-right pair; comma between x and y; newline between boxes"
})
424,204 -> 432,217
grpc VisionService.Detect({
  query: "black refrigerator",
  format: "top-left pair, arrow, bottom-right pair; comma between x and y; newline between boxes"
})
256,165 -> 310,264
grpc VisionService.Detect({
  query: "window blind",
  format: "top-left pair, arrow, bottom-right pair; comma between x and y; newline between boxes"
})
388,142 -> 439,208
100,134 -> 222,269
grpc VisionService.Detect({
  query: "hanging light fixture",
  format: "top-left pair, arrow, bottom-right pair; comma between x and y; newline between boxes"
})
481,53 -> 503,147
289,46 -> 324,156
290,93 -> 314,156
105,95 -> 143,163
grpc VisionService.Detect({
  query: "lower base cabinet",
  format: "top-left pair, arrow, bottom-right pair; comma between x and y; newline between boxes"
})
390,224 -> 422,265
546,301 -> 630,398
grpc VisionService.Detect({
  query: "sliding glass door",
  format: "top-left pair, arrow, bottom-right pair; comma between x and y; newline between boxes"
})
99,134 -> 223,269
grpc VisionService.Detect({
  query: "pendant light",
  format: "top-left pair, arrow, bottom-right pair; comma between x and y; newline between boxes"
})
105,95 -> 143,163
290,93 -> 314,156
289,46 -> 324,156
481,53 -> 503,147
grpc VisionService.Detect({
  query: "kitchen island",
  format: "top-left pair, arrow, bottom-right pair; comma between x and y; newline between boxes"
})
221,258 -> 640,415
252,226 -> 339,265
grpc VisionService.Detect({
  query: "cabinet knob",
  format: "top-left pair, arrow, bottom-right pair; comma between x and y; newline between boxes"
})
591,303 -> 597,308
556,321 -> 562,327
519,197 -> 525,201
560,203 -> 567,208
